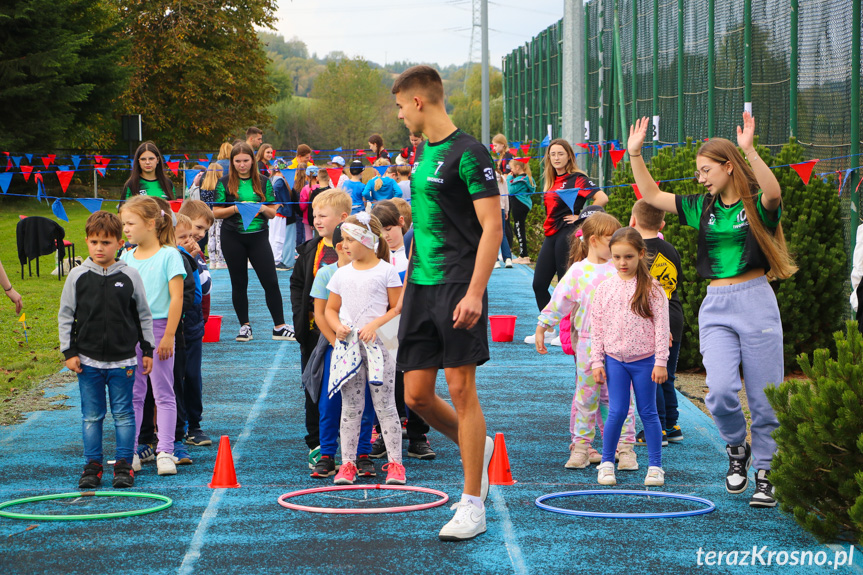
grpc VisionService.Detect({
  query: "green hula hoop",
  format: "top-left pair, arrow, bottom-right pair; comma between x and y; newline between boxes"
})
0,491 -> 172,521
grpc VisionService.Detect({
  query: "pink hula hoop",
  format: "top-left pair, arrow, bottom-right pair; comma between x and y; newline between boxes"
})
277,484 -> 449,514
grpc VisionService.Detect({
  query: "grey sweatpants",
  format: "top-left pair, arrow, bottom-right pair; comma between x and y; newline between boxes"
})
699,275 -> 782,471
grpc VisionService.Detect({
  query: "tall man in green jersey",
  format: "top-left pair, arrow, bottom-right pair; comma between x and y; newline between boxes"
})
392,66 -> 502,541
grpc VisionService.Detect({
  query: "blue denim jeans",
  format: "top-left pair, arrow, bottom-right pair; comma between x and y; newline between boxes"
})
656,339 -> 681,429
78,364 -> 136,464
500,210 -> 512,260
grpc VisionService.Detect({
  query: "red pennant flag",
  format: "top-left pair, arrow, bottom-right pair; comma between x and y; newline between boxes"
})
326,168 -> 342,187
41,154 -> 56,169
609,149 -> 626,168
56,168 -> 74,193
576,143 -> 589,150
355,149 -> 365,156
520,144 -> 530,155
183,154 -> 189,160
95,158 -> 111,177
94,155 -> 103,166
791,159 -> 819,185
20,165 -> 33,182
166,161 -> 180,176
508,147 -> 518,157
632,184 -> 642,199
514,157 -> 530,164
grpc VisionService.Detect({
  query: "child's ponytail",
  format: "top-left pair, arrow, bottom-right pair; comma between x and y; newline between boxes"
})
609,227 -> 654,319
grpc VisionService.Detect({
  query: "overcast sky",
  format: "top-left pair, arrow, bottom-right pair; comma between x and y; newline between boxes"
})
272,0 -> 565,68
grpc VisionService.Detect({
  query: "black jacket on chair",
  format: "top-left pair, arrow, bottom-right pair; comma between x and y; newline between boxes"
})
16,216 -> 66,266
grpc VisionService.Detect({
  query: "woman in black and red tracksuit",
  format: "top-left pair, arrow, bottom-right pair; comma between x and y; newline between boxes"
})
532,139 -> 609,311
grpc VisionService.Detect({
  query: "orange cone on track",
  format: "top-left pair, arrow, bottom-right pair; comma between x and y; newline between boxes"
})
208,435 -> 241,488
488,432 -> 516,485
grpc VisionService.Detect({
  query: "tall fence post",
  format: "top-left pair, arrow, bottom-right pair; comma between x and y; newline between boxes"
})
677,0 -> 684,142
613,4 -> 628,150
652,0 -> 659,151
743,0 -> 752,114
585,2 -> 591,145
707,0 -> 715,137
850,0 -> 861,255
789,0 -> 798,138
631,0 -> 638,124
598,0 -> 607,187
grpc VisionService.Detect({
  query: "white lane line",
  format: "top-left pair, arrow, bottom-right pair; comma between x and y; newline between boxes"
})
489,486 -> 529,575
178,342 -> 289,575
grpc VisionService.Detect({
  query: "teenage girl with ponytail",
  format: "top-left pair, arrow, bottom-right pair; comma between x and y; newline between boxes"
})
119,196 -> 186,476
627,113 -> 796,507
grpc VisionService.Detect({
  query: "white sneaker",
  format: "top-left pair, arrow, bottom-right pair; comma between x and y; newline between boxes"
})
156,452 -> 177,476
439,501 -> 487,541
493,261 -> 501,268
480,435 -> 494,501
524,334 -> 536,344
549,335 -> 562,347
644,466 -> 665,486
504,258 -> 513,268
525,329 -> 556,345
597,461 -> 616,485
132,453 -> 141,472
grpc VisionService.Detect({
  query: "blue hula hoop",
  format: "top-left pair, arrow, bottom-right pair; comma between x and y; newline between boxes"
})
535,490 -> 716,519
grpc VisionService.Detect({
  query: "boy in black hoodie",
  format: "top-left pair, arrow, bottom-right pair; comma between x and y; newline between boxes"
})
58,211 -> 155,489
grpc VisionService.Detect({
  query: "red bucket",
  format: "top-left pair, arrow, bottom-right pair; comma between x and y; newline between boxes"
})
489,315 -> 517,342
203,315 -> 222,343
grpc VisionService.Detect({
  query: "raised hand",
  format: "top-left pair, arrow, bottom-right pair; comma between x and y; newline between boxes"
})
628,117 -> 650,156
736,111 -> 756,152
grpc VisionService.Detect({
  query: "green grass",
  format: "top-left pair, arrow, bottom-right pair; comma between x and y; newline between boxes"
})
0,197 -> 92,403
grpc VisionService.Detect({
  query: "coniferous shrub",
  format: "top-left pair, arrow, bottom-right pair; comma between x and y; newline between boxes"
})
765,322 -> 863,545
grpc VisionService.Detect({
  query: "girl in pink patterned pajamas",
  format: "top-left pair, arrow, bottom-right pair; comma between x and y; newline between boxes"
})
534,210 -> 638,470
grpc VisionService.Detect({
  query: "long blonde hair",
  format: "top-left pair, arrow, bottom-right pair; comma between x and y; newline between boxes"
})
510,159 -> 534,186
121,195 -> 175,247
217,142 -> 233,161
568,212 -> 621,266
201,162 -> 223,191
543,139 -> 586,191
697,138 -> 797,280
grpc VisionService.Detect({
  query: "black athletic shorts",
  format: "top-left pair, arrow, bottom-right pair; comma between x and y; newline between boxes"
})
396,282 -> 489,372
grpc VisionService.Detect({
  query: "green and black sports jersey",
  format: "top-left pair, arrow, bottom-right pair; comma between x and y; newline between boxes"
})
676,191 -> 780,279
408,129 -> 499,285
123,178 -> 174,200
214,175 -> 275,234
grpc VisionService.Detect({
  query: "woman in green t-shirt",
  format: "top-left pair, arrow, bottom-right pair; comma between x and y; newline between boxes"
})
627,113 -> 796,510
123,141 -> 176,200
212,142 -> 293,343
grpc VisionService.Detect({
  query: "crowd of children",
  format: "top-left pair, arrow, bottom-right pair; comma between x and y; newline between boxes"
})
56,69 -> 794,544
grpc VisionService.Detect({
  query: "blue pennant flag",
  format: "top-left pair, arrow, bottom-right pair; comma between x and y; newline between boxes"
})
374,166 -> 389,176
25,153 -> 33,162
163,154 -> 171,163
206,153 -> 213,162
540,135 -> 551,148
0,172 -> 11,193
12,156 -> 22,167
77,198 -> 103,213
236,203 -> 262,230
283,169 -> 296,189
36,180 -> 44,203
511,141 -> 521,149
556,188 -> 584,213
334,147 -> 343,152
51,199 -> 69,222
184,169 -> 200,188
71,155 -> 81,170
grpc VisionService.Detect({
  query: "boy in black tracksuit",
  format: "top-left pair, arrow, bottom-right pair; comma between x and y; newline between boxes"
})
289,190 -> 350,465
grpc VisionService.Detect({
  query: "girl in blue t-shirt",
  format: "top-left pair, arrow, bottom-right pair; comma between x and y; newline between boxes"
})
119,195 -> 186,477
627,113 -> 796,509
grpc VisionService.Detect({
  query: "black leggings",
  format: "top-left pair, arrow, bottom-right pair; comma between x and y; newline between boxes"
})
533,226 -> 575,311
221,227 -> 285,326
510,200 -> 531,258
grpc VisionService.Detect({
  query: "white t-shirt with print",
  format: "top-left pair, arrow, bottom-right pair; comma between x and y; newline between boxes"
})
327,260 -> 402,328
390,246 -> 408,274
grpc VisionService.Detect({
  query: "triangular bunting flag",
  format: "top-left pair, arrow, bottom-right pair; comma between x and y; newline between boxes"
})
162,154 -> 170,163
25,153 -> 32,162
77,198 -> 103,213
540,135 -> 551,148
12,156 -> 23,167
35,172 -> 44,202
0,172 -> 12,193
95,160 -> 109,177
51,199 -> 69,222
515,157 -> 531,164
94,155 -> 103,165
282,169 -> 296,189
71,155 -> 81,169
556,188 -> 584,212
166,161 -> 180,177
791,159 -> 818,185
576,143 -> 589,150
355,149 -> 365,156
56,168 -> 74,193
183,154 -> 189,160
184,169 -> 200,188
334,147 -> 342,152
520,144 -> 531,155
41,154 -> 56,169
20,165 -> 33,182
5,157 -> 10,172
609,149 -> 626,168
374,166 -> 388,176
206,153 -> 213,162
236,202 -> 262,230
632,184 -> 642,199
326,168 -> 342,187
508,148 -> 518,157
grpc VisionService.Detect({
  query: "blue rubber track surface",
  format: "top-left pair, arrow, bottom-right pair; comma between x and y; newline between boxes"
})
1,264 -> 860,574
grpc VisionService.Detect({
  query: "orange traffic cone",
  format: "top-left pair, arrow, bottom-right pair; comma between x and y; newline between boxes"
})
488,432 -> 516,485
208,435 -> 241,488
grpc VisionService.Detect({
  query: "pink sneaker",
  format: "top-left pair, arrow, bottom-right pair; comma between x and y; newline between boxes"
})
334,461 -> 357,485
383,462 -> 406,485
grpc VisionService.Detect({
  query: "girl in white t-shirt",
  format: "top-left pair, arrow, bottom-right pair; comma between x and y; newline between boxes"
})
371,200 -> 408,279
325,212 -> 404,486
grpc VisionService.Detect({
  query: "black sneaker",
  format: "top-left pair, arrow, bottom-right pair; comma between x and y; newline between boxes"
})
369,435 -> 387,459
310,455 -> 336,478
184,429 -> 212,446
635,429 -> 669,447
665,425 -> 684,443
112,459 -> 135,488
725,442 -> 752,493
272,325 -> 296,341
750,469 -> 777,508
275,261 -> 290,271
407,437 -> 436,460
78,460 -> 103,489
236,324 -> 253,342
356,455 -> 377,477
